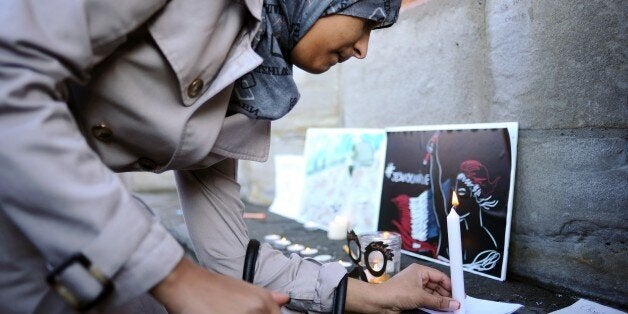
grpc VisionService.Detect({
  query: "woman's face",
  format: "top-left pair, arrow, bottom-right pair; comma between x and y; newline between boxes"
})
290,14 -> 375,74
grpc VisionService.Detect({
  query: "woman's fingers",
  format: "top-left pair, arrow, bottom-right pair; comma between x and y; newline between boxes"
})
425,281 -> 451,296
270,291 -> 290,306
421,293 -> 460,311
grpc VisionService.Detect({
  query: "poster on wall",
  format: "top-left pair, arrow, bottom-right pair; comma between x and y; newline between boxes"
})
299,128 -> 387,234
378,122 -> 518,281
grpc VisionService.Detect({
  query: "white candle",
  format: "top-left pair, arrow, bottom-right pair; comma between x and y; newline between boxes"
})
264,234 -> 281,243
327,215 -> 348,240
299,247 -> 318,256
286,243 -> 305,253
447,192 -> 466,314
273,237 -> 291,249
313,254 -> 332,263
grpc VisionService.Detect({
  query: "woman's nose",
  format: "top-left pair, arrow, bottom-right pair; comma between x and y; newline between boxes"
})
353,32 -> 370,59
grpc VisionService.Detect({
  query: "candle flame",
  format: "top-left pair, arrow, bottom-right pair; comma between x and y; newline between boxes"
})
383,231 -> 390,238
452,192 -> 459,207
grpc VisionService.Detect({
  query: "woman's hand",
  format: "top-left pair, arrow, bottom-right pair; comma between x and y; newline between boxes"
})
346,263 -> 460,313
150,257 -> 289,313
378,263 -> 460,311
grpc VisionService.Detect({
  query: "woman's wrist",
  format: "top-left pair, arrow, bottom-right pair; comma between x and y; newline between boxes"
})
149,256 -> 192,312
345,278 -> 389,313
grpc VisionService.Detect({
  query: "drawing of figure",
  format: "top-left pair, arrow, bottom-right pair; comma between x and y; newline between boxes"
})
453,160 -> 502,272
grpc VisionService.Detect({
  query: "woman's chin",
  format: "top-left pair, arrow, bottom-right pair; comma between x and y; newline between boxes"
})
294,61 -> 333,74
297,65 -> 332,74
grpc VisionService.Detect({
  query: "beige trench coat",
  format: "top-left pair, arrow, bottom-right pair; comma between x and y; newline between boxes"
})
0,0 -> 345,313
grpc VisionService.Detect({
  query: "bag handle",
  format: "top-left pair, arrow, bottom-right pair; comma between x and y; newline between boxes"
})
242,239 -> 260,283
332,273 -> 348,314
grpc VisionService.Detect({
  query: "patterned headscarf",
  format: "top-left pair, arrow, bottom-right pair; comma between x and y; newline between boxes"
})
229,0 -> 402,120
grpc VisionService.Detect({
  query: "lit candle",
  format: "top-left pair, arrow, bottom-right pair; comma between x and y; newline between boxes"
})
264,234 -> 281,243
313,254 -> 332,263
327,215 -> 349,240
447,192 -> 466,314
342,244 -> 350,255
299,247 -> 318,257
368,273 -> 390,284
286,243 -> 305,253
364,258 -> 386,284
273,237 -> 292,249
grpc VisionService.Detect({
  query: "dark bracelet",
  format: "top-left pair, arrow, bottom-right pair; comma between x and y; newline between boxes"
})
332,273 -> 348,314
243,239 -> 260,283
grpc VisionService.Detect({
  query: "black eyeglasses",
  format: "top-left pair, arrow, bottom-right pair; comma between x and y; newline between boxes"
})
345,230 -> 394,282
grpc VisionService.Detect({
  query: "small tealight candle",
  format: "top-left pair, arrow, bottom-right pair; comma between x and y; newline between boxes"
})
273,237 -> 292,249
286,243 -> 305,253
300,247 -> 318,257
369,273 -> 391,284
313,254 -> 332,263
264,234 -> 281,243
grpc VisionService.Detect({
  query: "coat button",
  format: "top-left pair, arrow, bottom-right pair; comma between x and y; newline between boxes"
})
137,157 -> 157,171
187,79 -> 204,98
91,124 -> 113,142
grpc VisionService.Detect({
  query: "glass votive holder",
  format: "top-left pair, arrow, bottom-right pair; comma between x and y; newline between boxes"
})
358,231 -> 401,284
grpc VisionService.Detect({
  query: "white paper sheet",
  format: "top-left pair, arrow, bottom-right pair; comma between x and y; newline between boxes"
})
269,154 -> 305,221
549,299 -> 626,314
420,296 -> 522,314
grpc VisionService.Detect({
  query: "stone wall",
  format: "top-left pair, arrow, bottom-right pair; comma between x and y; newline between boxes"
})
239,0 -> 627,306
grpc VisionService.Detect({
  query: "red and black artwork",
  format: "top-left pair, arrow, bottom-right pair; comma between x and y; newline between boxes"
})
378,123 -> 518,280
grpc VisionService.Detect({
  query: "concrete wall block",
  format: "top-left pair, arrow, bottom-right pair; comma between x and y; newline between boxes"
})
273,68 -> 342,134
510,234 -> 628,306
513,129 -> 627,235
238,159 -> 274,206
508,129 -> 627,305
340,0 -> 493,127
486,0 -> 628,129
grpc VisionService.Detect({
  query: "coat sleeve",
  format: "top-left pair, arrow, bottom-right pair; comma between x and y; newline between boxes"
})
175,159 -> 347,313
0,0 -> 183,310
